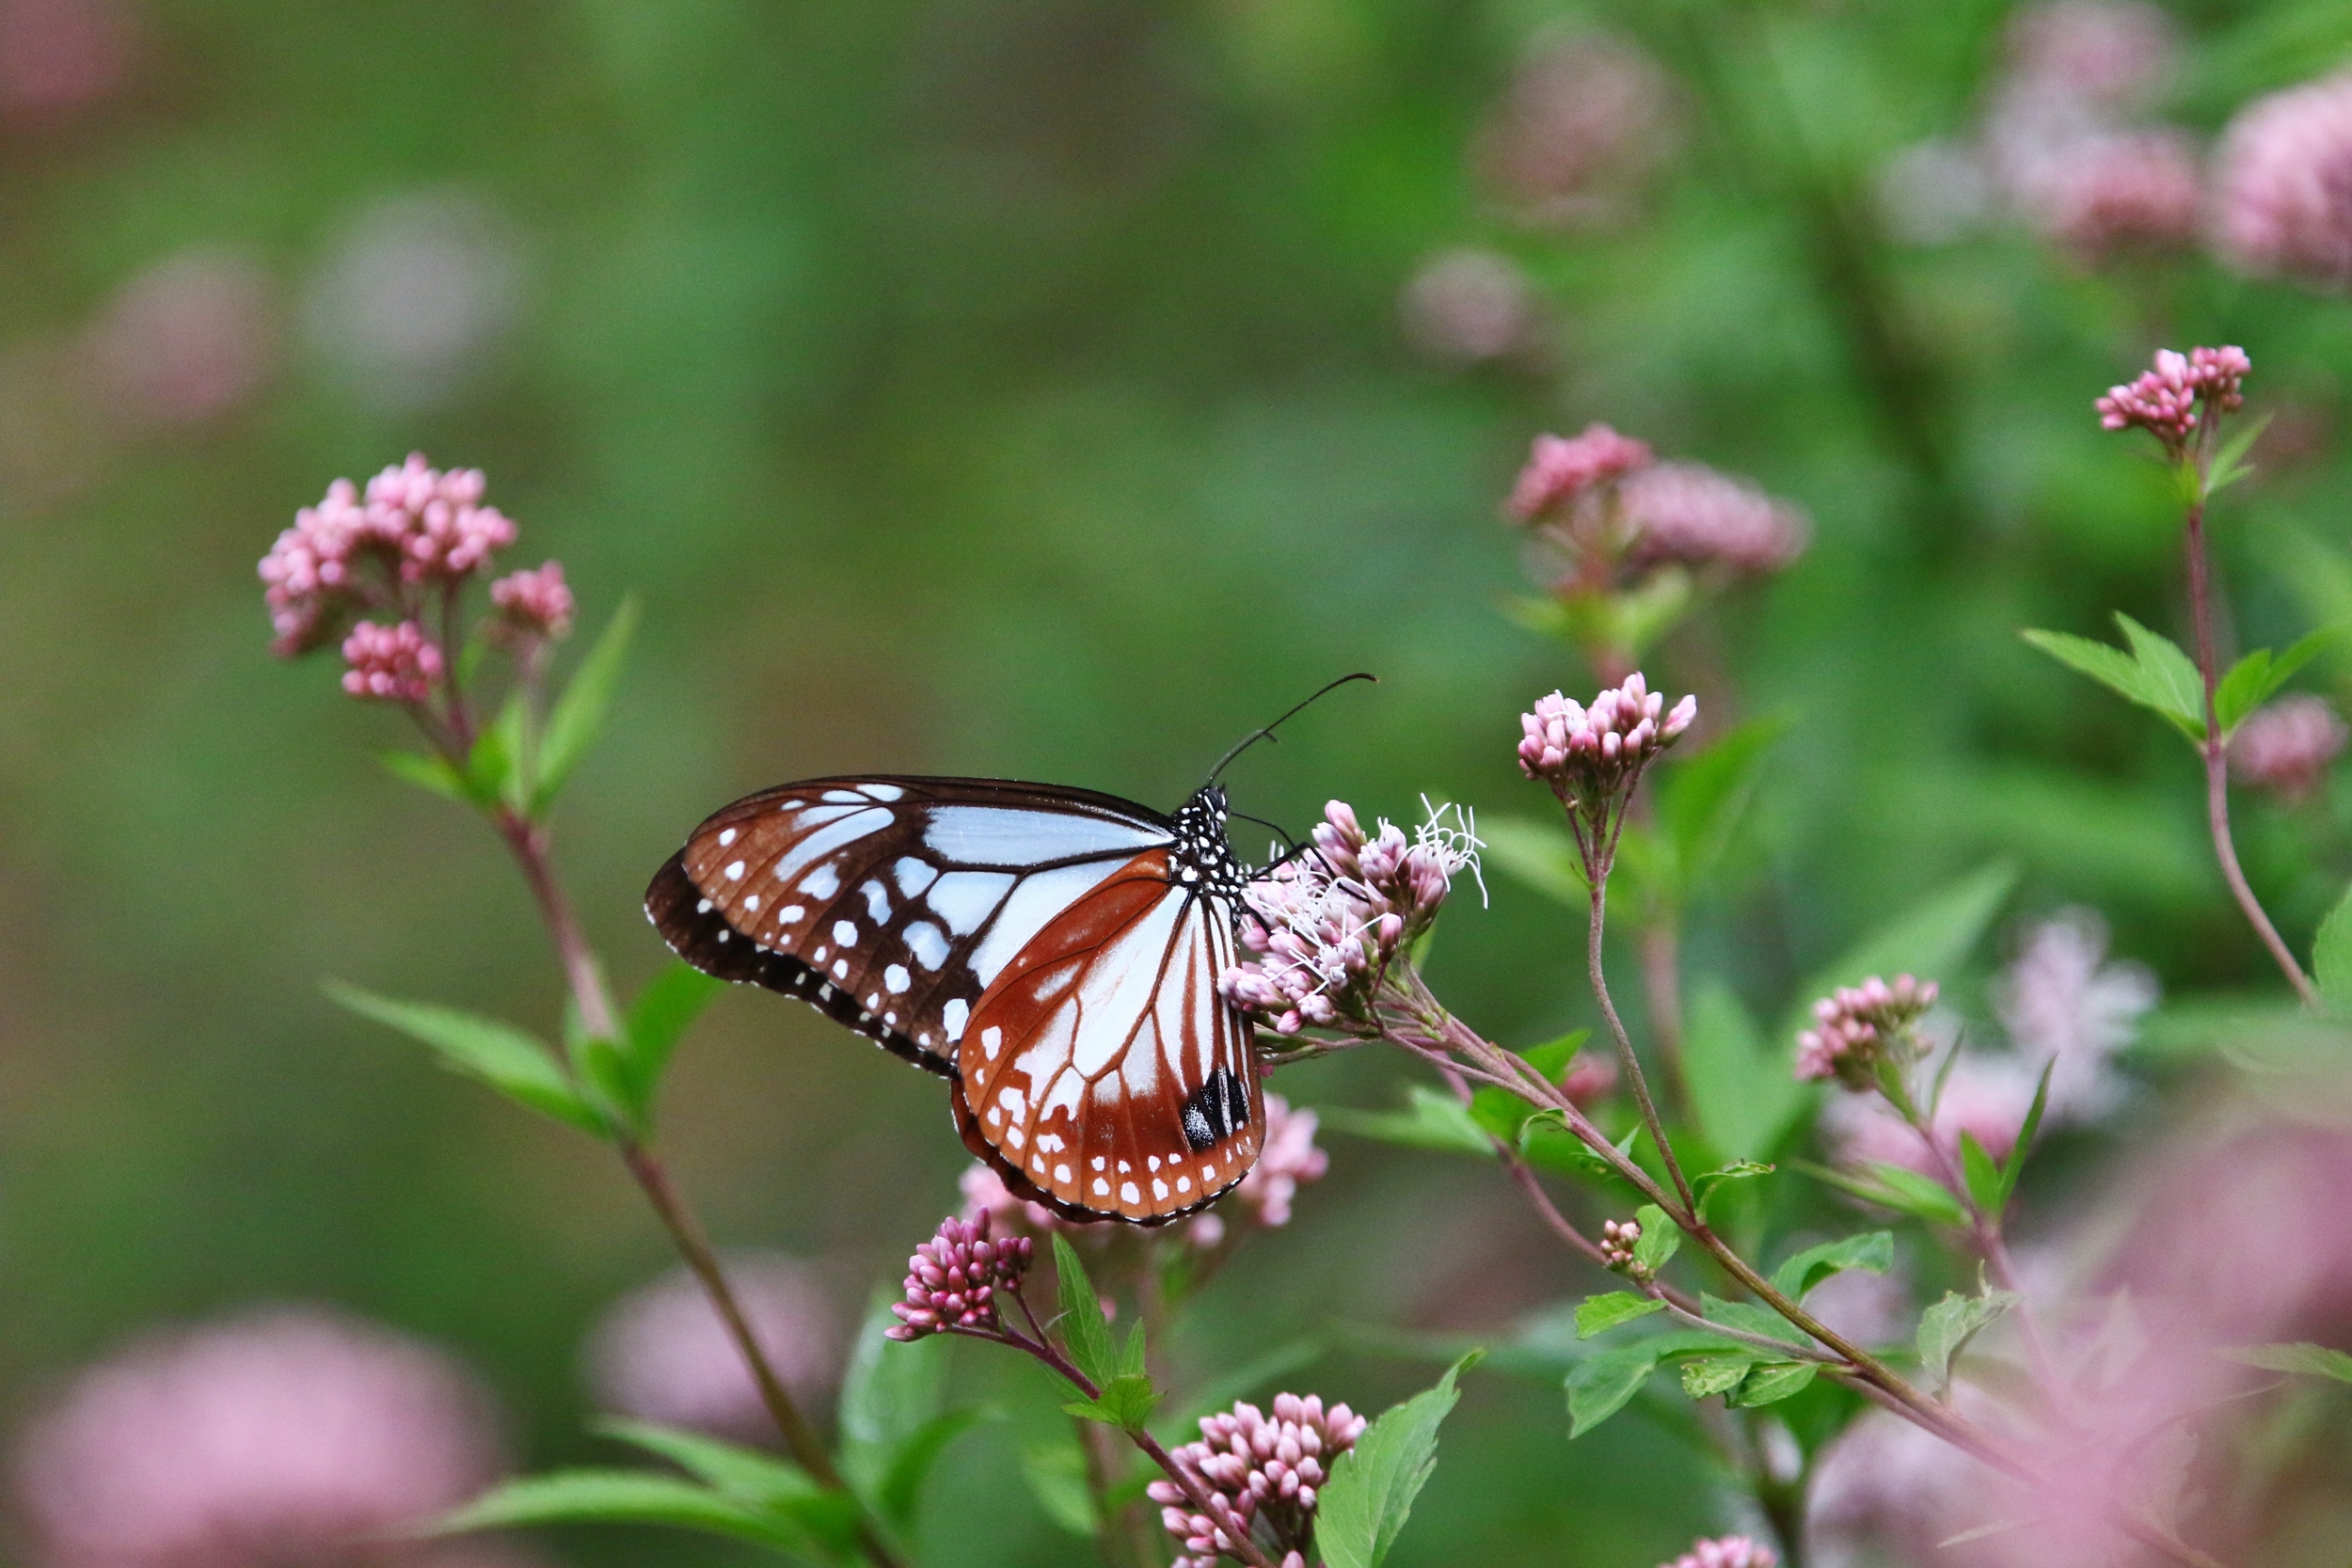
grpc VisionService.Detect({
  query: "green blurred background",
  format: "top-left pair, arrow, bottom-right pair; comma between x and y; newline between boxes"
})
8,0 -> 2352,1562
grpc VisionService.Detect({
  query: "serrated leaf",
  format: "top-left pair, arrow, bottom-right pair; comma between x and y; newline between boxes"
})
2204,411 -> 2273,496
1860,1162 -> 1972,1227
1576,1292 -> 1666,1338
433,1470 -> 823,1556
1655,717 -> 1786,902
1630,1203 -> 1680,1274
2022,625 -> 2203,741
1052,1235 -> 1117,1389
1566,1345 -> 1661,1436
1769,1231 -> 1894,1301
1479,815 -> 1589,908
1020,1437 -> 1097,1536
379,748 -> 478,806
533,596 -> 638,814
1731,1361 -> 1820,1406
1698,1293 -> 1811,1349
1918,1288 -> 2022,1388
2314,881 -> 2352,1018
1519,1117 -> 1641,1184
1064,1373 -> 1158,1430
615,962 -> 723,1128
2220,1341 -> 2352,1382
1679,1354 -> 1753,1399
1320,1088 -> 1494,1159
2115,613 -> 2209,733
326,981 -> 604,1135
1994,1060 -> 2056,1211
1315,1352 -> 1480,1568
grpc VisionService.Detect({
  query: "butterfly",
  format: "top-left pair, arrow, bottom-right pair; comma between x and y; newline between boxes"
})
645,773 -> 1269,1224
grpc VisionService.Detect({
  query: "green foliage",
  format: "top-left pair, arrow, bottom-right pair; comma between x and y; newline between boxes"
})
1768,1230 -> 1893,1300
841,1293 -> 967,1527
378,748 -> 477,807
325,981 -> 604,1135
1729,1362 -> 1819,1407
1566,1344 -> 1664,1437
1630,1203 -> 1679,1274
435,1469 -> 834,1556
2314,882 -> 2352,1016
604,960 -> 723,1130
1796,1159 -> 1971,1227
1051,1234 -> 1120,1390
2203,412 -> 2273,498
1020,1437 -> 1097,1537
1650,717 -> 1785,906
1314,1352 -> 1480,1568
2220,1342 -> 2352,1382
1917,1286 -> 2022,1391
1320,1087 -> 1494,1159
1995,1061 -> 2056,1212
1467,1031 -> 1590,1141
532,598 -> 639,815
1684,979 -> 1806,1161
2022,613 -> 2207,743
1678,1354 -> 1751,1399
2214,622 -> 2344,734
1575,1291 -> 1666,1338
1479,816 -> 1587,907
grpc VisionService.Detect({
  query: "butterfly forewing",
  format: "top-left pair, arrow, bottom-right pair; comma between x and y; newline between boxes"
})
646,778 -> 1174,1074
957,855 -> 1261,1222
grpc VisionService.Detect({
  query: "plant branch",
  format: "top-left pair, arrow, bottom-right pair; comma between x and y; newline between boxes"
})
1587,875 -> 1697,1213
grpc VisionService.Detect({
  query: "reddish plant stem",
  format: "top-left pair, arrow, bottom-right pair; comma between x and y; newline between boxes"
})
2183,501 -> 2319,1007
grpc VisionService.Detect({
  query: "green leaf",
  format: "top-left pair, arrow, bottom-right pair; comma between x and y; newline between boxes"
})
433,1470 -> 824,1556
1731,1361 -> 1820,1407
2314,881 -> 2352,1017
379,748 -> 478,807
1994,1060 -> 2056,1212
614,961 -> 724,1127
2204,410 -> 2274,496
874,1407 -> 987,1528
2022,621 -> 2204,742
1917,1288 -> 2022,1389
1566,1345 -> 1661,1437
1320,1087 -> 1494,1159
1698,1293 -> 1810,1349
1469,1030 -> 1594,1139
1479,815 -> 1587,908
1518,1117 -> 1641,1184
1576,1292 -> 1666,1338
1694,1162 -> 1773,1216
1630,1203 -> 1680,1274
1780,862 -> 2017,1053
1959,1132 -> 2002,1214
2219,1341 -> 2352,1382
1051,1235 -> 1117,1388
2216,623 -> 2344,734
1685,980 -> 1807,1162
1020,1437 -> 1097,1536
1794,1160 -> 1969,1227
533,596 -> 638,815
326,981 -> 604,1135
839,1293 -> 946,1496
467,691 -> 529,813
1679,1354 -> 1753,1399
594,1419 -> 824,1511
1315,1352 -> 1480,1568
1769,1231 -> 1894,1301
1655,717 -> 1785,902
1063,1373 -> 1158,1430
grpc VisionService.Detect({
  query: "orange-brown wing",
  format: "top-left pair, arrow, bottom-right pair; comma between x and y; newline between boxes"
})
957,849 -> 1261,1223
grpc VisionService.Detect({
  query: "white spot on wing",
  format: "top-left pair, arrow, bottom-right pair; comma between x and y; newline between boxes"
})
770,809 -> 887,889
893,857 -> 939,897
929,871 -> 1014,936
834,920 -> 858,946
832,958 -> 848,978
943,998 -> 969,1041
903,922 -> 949,971
1120,1181 -> 1140,1204
799,863 -> 839,898
861,880 -> 891,923
884,963 -> 911,994
862,784 -> 906,801
1094,1178 -> 1110,1196
724,861 -> 746,881
743,895 -> 760,911
1056,1164 -> 1072,1183
718,828 -> 737,847
1152,1179 -> 1168,1199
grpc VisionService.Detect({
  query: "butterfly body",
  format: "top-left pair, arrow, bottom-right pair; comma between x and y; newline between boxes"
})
645,776 -> 1263,1223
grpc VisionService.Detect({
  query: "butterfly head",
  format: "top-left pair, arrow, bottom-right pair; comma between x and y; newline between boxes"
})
1171,784 -> 1248,898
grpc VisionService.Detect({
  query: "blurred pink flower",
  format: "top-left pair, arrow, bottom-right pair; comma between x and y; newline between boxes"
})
2230,692 -> 2347,802
340,621 -> 441,704
2035,131 -> 2202,262
959,1161 -> 1066,1236
1820,1052 -> 2038,1177
1474,32 -> 1677,230
586,1254 -> 841,1444
1506,424 -> 1654,522
1399,248 -> 1540,367
78,249 -> 277,429
14,1307 -> 509,1568
1620,460 -> 1809,574
1221,1094 -> 1327,1229
1804,1263 -> 1910,1349
2213,71 -> 2352,288
488,561 -> 574,640
0,0 -> 137,122
1994,909 -> 2155,1119
1660,1536 -> 1777,1568
2004,1 -> 2176,109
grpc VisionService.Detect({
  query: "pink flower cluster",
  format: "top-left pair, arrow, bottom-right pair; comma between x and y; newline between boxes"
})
1599,1217 -> 1644,1274
1221,800 -> 1482,1035
2094,345 -> 2250,455
1517,674 -> 1696,808
1620,461 -> 1808,574
2231,693 -> 2347,802
1795,974 -> 1937,1088
1506,423 -> 1654,520
339,621 -> 441,704
885,1213 -> 1032,1341
1473,33 -> 1677,230
1149,1394 -> 1365,1568
13,1308 -> 508,1568
489,561 -> 573,639
2213,71 -> 2352,287
2035,130 -> 2201,262
259,454 -> 515,655
1660,1536 -> 1778,1568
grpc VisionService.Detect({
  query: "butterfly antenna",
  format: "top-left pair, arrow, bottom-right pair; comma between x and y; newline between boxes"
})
1205,672 -> 1376,785
1229,810 -> 1299,859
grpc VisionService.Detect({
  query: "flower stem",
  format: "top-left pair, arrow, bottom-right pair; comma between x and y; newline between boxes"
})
1588,877 -> 1697,1213
2184,499 -> 2319,1006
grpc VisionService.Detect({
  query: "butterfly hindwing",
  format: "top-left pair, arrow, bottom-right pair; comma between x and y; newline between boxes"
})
646,777 -> 1174,1075
957,853 -> 1261,1222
